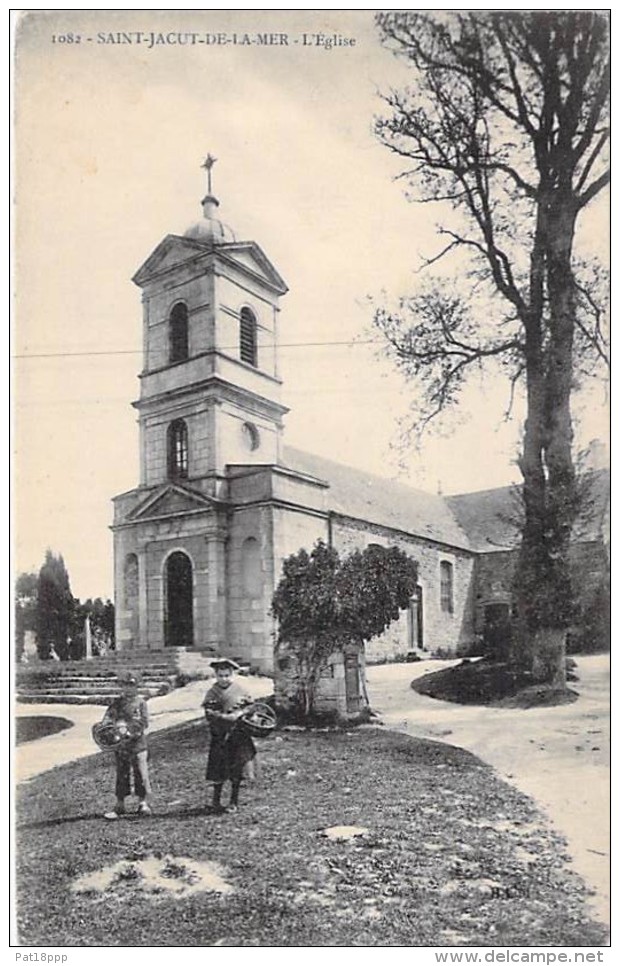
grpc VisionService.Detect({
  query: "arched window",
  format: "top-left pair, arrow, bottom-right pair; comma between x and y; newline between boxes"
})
169,303 -> 189,364
440,561 -> 454,614
239,307 -> 257,367
167,419 -> 188,479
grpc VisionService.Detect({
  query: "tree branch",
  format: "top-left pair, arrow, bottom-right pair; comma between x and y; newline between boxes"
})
577,169 -> 610,209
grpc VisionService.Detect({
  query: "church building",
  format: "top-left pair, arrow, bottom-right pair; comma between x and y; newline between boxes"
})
111,161 -> 609,693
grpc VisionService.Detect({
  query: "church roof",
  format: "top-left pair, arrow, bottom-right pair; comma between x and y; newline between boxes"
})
281,445 -> 472,551
280,448 -> 609,555
447,468 -> 610,552
445,485 -> 522,552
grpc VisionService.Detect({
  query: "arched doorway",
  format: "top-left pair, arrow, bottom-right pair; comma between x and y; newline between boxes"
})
165,551 -> 194,647
483,602 -> 511,660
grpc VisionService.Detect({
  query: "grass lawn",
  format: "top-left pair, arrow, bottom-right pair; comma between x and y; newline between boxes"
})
16,722 -> 606,947
16,716 -> 74,745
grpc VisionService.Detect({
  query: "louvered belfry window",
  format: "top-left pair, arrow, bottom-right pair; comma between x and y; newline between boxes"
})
167,419 -> 188,479
169,303 -> 189,364
239,307 -> 257,367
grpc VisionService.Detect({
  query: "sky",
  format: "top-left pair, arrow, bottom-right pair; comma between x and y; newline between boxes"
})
13,9 -> 609,601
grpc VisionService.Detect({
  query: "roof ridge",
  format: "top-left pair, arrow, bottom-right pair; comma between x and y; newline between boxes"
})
282,443 -> 446,501
447,483 -> 520,500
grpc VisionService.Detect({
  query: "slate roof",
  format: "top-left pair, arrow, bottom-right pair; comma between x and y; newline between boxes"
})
279,447 -> 609,556
446,486 -> 522,552
447,468 -> 610,553
281,445 -> 472,551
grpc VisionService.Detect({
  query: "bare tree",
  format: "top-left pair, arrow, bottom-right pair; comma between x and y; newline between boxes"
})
373,11 -> 609,684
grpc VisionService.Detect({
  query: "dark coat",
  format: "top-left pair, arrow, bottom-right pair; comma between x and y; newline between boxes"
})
202,681 -> 256,783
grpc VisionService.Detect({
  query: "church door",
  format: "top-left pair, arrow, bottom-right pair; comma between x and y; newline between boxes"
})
344,652 -> 361,713
409,585 -> 424,650
165,551 -> 194,647
483,603 -> 511,660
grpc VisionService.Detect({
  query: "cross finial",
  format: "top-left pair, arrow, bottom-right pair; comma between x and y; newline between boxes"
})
201,154 -> 217,195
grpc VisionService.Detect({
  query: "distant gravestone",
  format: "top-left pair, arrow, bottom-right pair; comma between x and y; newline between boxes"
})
23,630 -> 37,662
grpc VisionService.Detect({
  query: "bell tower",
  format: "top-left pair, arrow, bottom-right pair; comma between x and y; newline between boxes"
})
112,159 -> 289,658
132,156 -> 289,498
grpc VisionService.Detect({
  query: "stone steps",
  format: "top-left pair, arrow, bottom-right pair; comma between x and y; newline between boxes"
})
19,664 -> 178,675
17,675 -> 174,686
16,663 -> 179,706
16,648 -> 221,704
19,683 -> 167,695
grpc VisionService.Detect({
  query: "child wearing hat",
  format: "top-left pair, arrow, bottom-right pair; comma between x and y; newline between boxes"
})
202,658 -> 256,814
103,671 -> 152,820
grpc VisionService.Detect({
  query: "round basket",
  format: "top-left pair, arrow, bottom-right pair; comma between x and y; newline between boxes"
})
238,703 -> 277,738
92,718 -> 144,751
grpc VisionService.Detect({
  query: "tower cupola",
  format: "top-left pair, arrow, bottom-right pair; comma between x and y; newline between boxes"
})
183,154 -> 236,244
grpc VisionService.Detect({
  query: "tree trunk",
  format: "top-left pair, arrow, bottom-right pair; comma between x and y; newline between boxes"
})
512,192 -> 578,687
303,658 -> 320,720
544,194 -> 579,595
530,628 -> 567,688
512,208 -> 547,670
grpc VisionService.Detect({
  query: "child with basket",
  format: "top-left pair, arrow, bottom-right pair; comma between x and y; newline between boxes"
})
202,658 -> 274,814
96,671 -> 151,820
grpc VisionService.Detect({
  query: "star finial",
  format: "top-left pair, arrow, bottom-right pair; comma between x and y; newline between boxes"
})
201,154 -> 217,195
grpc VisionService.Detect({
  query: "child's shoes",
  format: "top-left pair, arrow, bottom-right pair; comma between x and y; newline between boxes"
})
104,808 -> 124,821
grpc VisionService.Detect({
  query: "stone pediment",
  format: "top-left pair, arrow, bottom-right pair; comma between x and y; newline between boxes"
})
219,243 -> 288,294
132,235 -> 212,287
133,235 -> 287,294
127,484 -> 213,522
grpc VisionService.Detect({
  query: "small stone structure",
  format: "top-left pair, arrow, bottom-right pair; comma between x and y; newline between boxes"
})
275,643 -> 368,718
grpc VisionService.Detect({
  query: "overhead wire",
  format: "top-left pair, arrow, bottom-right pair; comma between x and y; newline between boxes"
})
13,338 -> 382,360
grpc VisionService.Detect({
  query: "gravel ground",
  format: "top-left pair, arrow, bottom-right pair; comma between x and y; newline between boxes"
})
366,654 -> 610,926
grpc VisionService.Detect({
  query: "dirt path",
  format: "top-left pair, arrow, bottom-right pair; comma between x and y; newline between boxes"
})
366,654 -> 610,926
14,676 -> 272,784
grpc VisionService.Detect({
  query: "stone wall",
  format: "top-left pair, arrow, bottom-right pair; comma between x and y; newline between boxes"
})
227,503 -> 277,671
472,550 -> 515,637
217,275 -> 278,380
114,508 -> 227,653
142,266 -> 215,374
473,540 -> 609,650
141,397 -> 216,487
330,516 -> 476,661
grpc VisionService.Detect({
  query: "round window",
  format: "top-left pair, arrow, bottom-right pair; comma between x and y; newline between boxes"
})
241,421 -> 260,451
